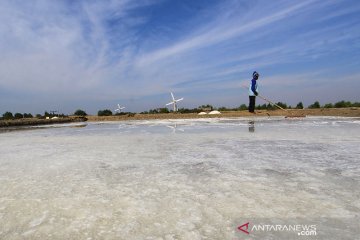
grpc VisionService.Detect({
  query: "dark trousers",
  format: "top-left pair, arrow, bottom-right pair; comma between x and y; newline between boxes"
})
249,96 -> 256,112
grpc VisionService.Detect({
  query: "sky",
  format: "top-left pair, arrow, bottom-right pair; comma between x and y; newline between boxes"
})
0,0 -> 359,114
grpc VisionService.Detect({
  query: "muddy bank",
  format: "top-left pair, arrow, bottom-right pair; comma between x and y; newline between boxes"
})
86,108 -> 360,122
0,117 -> 87,128
1,108 -> 358,127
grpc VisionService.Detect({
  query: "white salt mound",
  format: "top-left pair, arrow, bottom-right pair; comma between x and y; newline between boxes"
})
208,110 -> 221,115
198,112 -> 207,115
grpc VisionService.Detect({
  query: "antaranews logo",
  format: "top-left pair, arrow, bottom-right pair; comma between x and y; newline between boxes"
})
238,222 -> 250,234
237,221 -> 317,237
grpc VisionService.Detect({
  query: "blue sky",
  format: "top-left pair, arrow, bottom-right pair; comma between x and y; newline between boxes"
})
0,0 -> 359,114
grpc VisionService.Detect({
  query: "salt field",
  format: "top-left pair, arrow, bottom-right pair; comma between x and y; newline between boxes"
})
0,117 -> 359,239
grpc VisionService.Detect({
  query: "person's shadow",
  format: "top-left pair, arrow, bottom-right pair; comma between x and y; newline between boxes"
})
248,121 -> 255,132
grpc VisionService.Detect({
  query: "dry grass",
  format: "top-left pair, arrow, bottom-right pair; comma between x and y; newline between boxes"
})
86,108 -> 360,122
0,117 -> 86,128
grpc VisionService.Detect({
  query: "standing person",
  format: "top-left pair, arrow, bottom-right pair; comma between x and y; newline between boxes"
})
248,71 -> 259,113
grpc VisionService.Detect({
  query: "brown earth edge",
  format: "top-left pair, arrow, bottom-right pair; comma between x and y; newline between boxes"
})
0,116 -> 87,128
1,108 -> 359,128
86,107 -> 360,122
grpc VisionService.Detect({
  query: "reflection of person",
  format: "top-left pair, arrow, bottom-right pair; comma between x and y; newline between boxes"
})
248,121 -> 255,132
248,71 -> 259,113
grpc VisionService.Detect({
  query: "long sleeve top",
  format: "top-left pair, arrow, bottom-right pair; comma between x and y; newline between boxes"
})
248,78 -> 258,96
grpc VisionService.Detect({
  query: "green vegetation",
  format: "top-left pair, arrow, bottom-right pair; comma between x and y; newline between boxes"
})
0,110 -> 71,121
276,102 -> 288,109
198,104 -> 214,111
142,108 -> 170,114
42,111 -> 66,118
14,113 -> 24,119
253,100 -> 357,110
74,109 -> 87,116
98,109 -> 113,116
333,100 -> 360,108
1,112 -> 32,120
323,103 -> 333,108
308,101 -> 321,109
1,100 -> 359,121
255,103 -> 276,110
178,108 -> 197,113
2,112 -> 14,120
296,102 -> 304,109
239,104 -> 248,111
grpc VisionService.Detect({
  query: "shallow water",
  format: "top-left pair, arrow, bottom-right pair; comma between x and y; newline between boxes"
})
0,117 -> 359,239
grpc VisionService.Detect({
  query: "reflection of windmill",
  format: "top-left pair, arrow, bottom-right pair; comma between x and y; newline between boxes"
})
165,92 -> 183,112
115,104 -> 125,113
166,124 -> 185,133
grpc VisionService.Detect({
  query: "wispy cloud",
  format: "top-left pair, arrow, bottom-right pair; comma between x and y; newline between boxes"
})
135,0 -> 317,66
0,0 -> 359,113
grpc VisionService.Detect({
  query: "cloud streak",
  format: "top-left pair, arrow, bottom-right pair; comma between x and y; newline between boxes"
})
135,0 -> 317,66
0,0 -> 359,114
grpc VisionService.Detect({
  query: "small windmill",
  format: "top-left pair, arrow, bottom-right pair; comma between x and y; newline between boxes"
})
115,104 -> 125,113
165,92 -> 183,112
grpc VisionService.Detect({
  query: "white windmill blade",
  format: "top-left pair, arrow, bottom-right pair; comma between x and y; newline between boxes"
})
115,104 -> 125,112
166,92 -> 182,112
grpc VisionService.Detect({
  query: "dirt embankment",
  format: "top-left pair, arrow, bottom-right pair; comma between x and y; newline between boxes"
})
1,108 -> 358,128
0,117 -> 87,128
86,108 -> 360,122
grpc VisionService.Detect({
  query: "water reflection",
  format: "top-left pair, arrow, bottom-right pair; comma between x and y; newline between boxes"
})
166,124 -> 185,133
248,121 -> 255,132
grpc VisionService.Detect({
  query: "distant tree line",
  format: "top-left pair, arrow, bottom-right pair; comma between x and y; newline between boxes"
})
1,100 -> 359,120
74,109 -> 87,116
96,109 -> 135,117
98,109 -> 113,116
0,111 -> 66,120
140,105 -> 216,114
319,100 -> 360,108
139,100 -> 359,113
1,112 -> 33,120
253,100 -> 360,110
